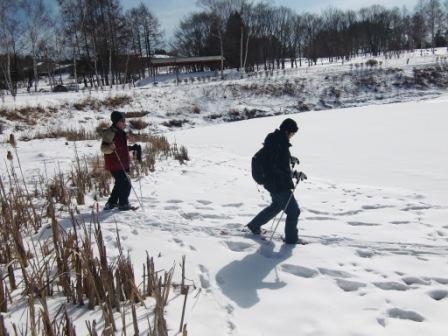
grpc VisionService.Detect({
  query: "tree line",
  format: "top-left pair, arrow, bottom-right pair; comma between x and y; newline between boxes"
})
174,0 -> 448,71
1,0 -> 448,95
0,0 -> 163,94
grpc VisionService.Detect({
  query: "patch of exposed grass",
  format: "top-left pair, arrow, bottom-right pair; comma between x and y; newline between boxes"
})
125,111 -> 149,118
21,127 -> 98,141
104,94 -> 132,109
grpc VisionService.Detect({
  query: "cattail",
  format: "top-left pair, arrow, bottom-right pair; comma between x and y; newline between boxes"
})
7,151 -> 13,161
9,134 -> 16,148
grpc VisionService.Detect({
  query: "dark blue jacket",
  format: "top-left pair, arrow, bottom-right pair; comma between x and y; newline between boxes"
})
263,129 -> 294,193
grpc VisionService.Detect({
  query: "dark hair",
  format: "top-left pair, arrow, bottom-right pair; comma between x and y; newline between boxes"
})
111,111 -> 125,124
279,118 -> 298,133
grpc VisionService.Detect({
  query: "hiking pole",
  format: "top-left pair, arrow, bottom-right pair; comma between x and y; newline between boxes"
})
113,150 -> 144,209
269,172 -> 304,242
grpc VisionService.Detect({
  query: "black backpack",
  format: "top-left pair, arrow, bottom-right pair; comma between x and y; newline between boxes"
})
251,147 -> 267,185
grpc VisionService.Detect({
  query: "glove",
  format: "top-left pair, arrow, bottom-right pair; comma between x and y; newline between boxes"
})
128,144 -> 142,162
292,170 -> 307,181
291,156 -> 300,166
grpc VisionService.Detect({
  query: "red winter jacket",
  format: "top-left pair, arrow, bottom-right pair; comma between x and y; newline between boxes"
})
101,126 -> 130,172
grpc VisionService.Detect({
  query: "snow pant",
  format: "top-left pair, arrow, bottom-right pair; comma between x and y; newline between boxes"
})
108,170 -> 131,206
248,191 -> 300,243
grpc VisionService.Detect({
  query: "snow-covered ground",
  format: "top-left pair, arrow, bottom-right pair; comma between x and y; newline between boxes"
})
1,94 -> 447,335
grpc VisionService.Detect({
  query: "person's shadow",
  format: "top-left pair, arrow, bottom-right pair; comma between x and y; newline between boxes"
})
215,241 -> 295,308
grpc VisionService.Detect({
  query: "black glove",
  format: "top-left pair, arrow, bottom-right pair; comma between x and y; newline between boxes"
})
292,170 -> 307,182
128,144 -> 142,162
291,156 -> 300,166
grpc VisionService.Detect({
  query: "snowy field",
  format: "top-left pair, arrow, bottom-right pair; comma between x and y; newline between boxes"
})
1,95 -> 447,335
2,47 -> 448,143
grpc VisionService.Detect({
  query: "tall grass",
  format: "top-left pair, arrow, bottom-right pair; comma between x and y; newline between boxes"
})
0,135 -> 192,335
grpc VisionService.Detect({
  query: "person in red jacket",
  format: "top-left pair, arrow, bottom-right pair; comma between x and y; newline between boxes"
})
101,111 -> 133,211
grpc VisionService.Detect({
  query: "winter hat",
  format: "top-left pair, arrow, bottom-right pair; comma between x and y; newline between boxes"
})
279,118 -> 298,133
111,111 -> 125,125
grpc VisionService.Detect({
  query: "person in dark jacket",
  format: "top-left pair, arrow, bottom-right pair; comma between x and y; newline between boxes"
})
101,111 -> 133,211
247,118 -> 301,244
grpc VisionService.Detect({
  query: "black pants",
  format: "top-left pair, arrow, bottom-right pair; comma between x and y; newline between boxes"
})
108,170 -> 131,206
248,191 -> 300,243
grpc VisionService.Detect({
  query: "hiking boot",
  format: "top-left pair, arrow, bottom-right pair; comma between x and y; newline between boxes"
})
246,223 -> 261,235
284,238 -> 308,245
118,203 -> 133,211
104,201 -> 117,211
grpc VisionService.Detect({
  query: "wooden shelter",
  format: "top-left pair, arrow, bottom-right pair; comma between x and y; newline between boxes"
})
148,55 -> 224,84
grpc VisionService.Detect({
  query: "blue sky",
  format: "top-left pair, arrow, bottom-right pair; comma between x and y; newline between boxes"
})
49,0 -> 416,42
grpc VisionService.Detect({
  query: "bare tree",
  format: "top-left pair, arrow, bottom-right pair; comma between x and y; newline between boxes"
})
58,0 -> 84,90
53,26 -> 67,85
424,0 -> 444,52
0,0 -> 20,96
272,6 -> 295,69
197,0 -> 238,78
138,3 -> 163,76
21,0 -> 51,92
292,14 -> 306,67
240,0 -> 257,70
173,12 -> 214,56
302,13 -> 322,65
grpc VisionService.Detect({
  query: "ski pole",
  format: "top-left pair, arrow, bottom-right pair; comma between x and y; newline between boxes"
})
113,150 -> 144,209
269,177 -> 301,242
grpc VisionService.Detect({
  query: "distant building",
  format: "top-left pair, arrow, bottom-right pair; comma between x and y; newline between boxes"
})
149,55 -> 224,73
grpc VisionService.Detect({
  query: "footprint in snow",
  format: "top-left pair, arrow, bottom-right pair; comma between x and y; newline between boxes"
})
223,223 -> 243,230
222,203 -> 244,208
195,205 -> 214,210
390,221 -> 410,225
166,199 -> 184,204
436,230 -> 445,236
224,241 -> 254,252
361,204 -> 393,210
181,212 -> 201,220
373,281 -> 409,291
281,264 -> 319,278
164,205 -> 179,210
347,221 -> 380,227
305,216 -> 336,221
431,277 -> 448,285
336,279 -> 367,292
401,276 -> 431,286
173,238 -> 184,247
401,205 -> 432,211
387,308 -> 425,322
197,200 -> 212,205
427,289 -> 448,301
318,268 -> 352,279
198,264 -> 211,290
225,304 -> 234,314
227,321 -> 236,332
333,209 -> 363,216
305,209 -> 330,215
377,318 -> 386,327
182,212 -> 231,220
356,249 -> 377,258
410,194 -> 425,200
